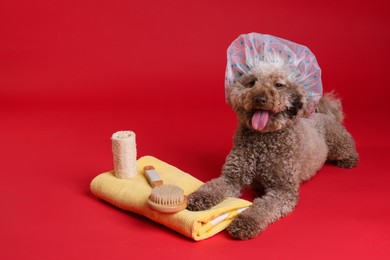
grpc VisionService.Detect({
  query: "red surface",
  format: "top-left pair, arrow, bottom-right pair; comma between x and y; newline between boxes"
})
1,0 -> 390,259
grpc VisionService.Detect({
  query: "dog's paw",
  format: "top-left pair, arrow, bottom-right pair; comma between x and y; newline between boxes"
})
227,214 -> 261,240
333,154 -> 359,168
187,190 -> 220,211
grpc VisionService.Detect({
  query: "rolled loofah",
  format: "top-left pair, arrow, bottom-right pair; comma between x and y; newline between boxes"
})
111,130 -> 137,179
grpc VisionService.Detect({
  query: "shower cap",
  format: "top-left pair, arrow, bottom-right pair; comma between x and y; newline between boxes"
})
225,33 -> 323,113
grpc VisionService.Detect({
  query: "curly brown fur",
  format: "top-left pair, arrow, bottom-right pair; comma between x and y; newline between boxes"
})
187,68 -> 359,240
316,92 -> 344,123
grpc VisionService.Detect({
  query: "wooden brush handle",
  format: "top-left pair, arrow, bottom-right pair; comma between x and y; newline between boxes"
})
144,166 -> 164,187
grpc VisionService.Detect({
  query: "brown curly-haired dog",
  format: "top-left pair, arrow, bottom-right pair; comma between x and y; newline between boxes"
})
187,67 -> 359,240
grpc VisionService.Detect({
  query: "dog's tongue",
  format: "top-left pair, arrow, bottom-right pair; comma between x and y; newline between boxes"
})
252,110 -> 269,131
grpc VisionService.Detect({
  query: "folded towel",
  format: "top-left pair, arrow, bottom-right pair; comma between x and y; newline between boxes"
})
90,156 -> 252,241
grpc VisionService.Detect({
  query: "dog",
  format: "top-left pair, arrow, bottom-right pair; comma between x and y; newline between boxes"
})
187,64 -> 359,240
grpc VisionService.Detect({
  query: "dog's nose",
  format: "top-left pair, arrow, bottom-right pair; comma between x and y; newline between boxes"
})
253,95 -> 267,105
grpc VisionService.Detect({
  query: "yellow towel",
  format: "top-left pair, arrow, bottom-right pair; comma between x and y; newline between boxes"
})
90,156 -> 252,241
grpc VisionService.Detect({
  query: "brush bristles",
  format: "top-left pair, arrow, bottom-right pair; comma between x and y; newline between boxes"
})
148,184 -> 187,213
150,185 -> 184,204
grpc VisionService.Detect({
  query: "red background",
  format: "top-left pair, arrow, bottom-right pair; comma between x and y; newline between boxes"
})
1,0 -> 390,259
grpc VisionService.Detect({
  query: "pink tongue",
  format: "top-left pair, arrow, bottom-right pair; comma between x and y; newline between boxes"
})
252,110 -> 269,131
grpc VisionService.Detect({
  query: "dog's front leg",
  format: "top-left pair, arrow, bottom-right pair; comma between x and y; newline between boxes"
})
228,183 -> 299,240
187,150 -> 245,211
187,176 -> 242,211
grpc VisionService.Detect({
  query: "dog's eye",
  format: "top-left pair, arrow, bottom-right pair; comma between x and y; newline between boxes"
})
245,80 -> 256,88
274,82 -> 285,88
239,75 -> 257,88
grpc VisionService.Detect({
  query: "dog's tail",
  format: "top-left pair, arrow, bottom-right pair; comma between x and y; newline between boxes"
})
316,92 -> 344,123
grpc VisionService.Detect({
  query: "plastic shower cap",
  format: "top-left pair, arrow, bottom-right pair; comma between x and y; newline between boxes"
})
225,33 -> 323,111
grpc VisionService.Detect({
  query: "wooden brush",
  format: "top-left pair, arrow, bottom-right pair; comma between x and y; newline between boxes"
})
144,166 -> 187,213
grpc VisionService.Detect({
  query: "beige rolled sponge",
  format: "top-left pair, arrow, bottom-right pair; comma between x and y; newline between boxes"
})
111,131 -> 137,179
